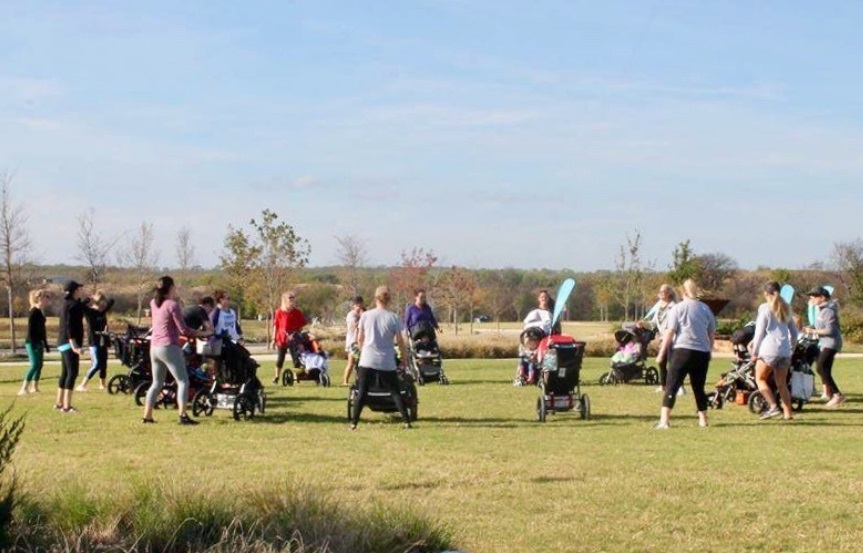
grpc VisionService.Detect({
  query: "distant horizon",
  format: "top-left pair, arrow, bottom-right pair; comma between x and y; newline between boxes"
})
2,1 -> 862,271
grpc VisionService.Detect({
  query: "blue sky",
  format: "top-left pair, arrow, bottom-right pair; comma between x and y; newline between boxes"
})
1,1 -> 862,271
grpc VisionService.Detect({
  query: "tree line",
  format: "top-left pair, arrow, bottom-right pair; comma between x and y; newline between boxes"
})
5,172 -> 863,350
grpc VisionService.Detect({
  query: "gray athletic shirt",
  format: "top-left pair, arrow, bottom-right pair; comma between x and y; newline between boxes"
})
667,298 -> 716,353
815,300 -> 843,352
358,307 -> 404,371
751,303 -> 798,359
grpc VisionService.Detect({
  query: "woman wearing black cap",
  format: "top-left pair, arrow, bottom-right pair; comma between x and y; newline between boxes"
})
55,281 -> 86,413
805,286 -> 844,408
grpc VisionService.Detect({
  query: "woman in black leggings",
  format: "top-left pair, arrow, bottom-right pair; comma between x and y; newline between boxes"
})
655,279 -> 716,429
350,285 -> 410,430
805,287 -> 844,407
55,281 -> 86,413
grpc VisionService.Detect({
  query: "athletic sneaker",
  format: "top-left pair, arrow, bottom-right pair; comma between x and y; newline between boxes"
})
825,394 -> 846,409
53,404 -> 63,411
75,385 -> 87,392
698,419 -> 708,428
271,377 -> 279,384
654,421 -> 670,430
677,387 -> 686,396
178,414 -> 199,426
654,386 -> 664,394
760,406 -> 782,420
819,393 -> 831,403
62,406 -> 79,414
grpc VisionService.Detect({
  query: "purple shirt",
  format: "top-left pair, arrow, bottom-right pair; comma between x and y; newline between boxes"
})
404,303 -> 438,332
150,298 -> 194,347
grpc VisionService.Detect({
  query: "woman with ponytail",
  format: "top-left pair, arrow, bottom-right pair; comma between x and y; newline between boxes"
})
751,282 -> 798,420
142,276 -> 210,425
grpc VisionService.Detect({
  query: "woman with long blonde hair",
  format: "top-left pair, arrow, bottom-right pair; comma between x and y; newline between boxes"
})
19,289 -> 51,395
655,279 -> 716,429
751,281 -> 798,420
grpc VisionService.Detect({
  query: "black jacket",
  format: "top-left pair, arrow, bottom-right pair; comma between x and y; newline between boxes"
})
25,307 -> 49,350
58,297 -> 85,347
84,299 -> 115,347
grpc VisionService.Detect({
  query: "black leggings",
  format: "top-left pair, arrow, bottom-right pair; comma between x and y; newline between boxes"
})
59,349 -> 80,390
658,357 -> 668,389
351,367 -> 409,425
663,348 -> 710,411
275,346 -> 301,370
816,348 -> 841,395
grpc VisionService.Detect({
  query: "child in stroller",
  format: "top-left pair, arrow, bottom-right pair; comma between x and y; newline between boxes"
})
407,320 -> 448,385
281,330 -> 331,387
707,325 -> 758,409
514,327 -> 544,386
599,324 -> 659,385
192,337 -> 265,421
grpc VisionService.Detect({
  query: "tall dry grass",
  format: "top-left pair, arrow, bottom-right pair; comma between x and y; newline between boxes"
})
9,481 -> 453,553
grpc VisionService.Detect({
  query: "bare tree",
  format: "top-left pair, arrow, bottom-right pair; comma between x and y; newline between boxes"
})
0,173 -> 32,353
176,227 -> 195,272
614,230 -> 644,321
76,208 -> 118,293
121,222 -> 159,324
175,227 -> 196,297
334,234 -> 368,295
832,239 -> 863,307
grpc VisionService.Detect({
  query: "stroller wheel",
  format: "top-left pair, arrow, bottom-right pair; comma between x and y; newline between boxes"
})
599,372 -> 614,386
748,390 -> 768,414
107,374 -> 130,395
319,373 -> 331,388
282,369 -> 295,387
133,382 -> 151,407
580,394 -> 591,421
232,395 -> 255,421
707,392 -> 724,410
536,396 -> 547,422
192,389 -> 214,417
645,367 -> 659,386
793,399 -> 805,412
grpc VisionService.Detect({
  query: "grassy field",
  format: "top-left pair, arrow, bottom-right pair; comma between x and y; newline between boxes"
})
2,354 -> 863,552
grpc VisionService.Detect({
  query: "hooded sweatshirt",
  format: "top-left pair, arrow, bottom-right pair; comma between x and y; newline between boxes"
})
815,300 -> 842,351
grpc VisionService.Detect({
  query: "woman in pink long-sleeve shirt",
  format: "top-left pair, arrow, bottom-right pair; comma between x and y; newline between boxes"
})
142,276 -> 209,425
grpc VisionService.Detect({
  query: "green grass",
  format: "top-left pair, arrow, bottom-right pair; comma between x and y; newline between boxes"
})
2,355 -> 863,552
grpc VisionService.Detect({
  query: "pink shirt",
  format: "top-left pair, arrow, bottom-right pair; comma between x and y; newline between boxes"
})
150,298 -> 194,347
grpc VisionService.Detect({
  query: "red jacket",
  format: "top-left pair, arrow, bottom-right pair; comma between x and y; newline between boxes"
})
273,307 -> 307,347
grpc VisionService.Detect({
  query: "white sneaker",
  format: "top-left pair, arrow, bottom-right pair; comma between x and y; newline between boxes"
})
825,394 -> 846,409
677,387 -> 686,396
654,386 -> 664,393
75,385 -> 87,392
819,393 -> 831,403
654,421 -> 670,430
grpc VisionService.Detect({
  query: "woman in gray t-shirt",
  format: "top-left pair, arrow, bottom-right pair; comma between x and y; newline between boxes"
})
350,286 -> 410,430
655,279 -> 716,429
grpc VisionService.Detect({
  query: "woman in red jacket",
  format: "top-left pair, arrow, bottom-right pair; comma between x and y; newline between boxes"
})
271,291 -> 307,384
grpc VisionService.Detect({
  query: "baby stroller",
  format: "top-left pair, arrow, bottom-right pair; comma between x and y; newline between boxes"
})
132,336 -> 213,409
407,320 -> 448,386
513,327 -> 545,386
346,371 -> 419,422
108,325 -> 153,395
192,338 -> 266,421
599,325 -> 659,385
536,335 -> 590,422
281,331 -> 331,387
747,335 -> 818,415
705,322 -> 758,409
